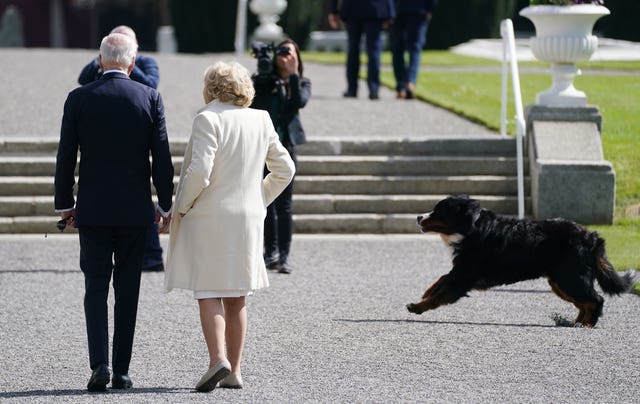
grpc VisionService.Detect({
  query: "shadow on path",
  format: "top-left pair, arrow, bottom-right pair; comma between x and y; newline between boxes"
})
0,387 -> 192,399
334,318 -> 558,329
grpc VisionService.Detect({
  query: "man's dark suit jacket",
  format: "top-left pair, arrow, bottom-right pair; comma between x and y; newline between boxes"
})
330,0 -> 395,20
55,71 -> 174,227
395,0 -> 437,15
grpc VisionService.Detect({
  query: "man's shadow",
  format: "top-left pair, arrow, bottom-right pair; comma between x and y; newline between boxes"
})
0,387 -> 192,399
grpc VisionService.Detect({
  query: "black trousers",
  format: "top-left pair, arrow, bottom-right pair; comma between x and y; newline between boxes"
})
264,142 -> 296,263
79,226 -> 148,374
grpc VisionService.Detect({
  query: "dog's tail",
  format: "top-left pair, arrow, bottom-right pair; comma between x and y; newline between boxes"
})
594,237 -> 634,295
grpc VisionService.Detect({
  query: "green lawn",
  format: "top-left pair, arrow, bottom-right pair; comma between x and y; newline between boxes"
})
304,51 -> 640,272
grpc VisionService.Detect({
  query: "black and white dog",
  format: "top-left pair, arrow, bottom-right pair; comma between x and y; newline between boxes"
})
407,195 -> 633,327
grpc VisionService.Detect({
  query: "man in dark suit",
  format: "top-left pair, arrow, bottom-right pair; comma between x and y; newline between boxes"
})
78,25 -> 165,272
390,0 -> 438,99
329,0 -> 395,100
54,32 -> 174,392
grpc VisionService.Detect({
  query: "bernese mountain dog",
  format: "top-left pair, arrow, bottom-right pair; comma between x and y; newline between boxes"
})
407,195 -> 633,327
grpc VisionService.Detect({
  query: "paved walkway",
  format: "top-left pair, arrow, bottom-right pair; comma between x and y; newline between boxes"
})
1,234 -> 639,403
0,48 -> 495,139
1,49 -> 639,403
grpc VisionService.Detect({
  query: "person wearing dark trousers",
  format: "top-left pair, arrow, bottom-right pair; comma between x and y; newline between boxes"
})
329,0 -> 395,100
251,39 -> 311,274
78,25 -> 165,272
390,0 -> 437,99
55,32 -> 174,392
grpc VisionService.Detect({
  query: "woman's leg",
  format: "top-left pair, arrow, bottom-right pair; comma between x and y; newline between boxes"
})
198,298 -> 226,368
222,297 -> 247,376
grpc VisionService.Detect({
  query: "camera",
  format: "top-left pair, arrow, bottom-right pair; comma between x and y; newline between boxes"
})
251,42 -> 290,78
56,216 -> 73,232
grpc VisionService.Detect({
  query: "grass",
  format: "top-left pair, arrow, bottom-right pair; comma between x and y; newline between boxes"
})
303,50 -> 640,272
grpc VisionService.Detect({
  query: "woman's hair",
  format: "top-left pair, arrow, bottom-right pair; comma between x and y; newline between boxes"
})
203,61 -> 255,107
100,33 -> 137,67
277,39 -> 304,77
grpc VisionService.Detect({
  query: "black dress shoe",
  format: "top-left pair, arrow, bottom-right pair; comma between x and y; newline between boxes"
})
87,364 -> 110,392
264,254 -> 280,270
342,91 -> 357,98
369,92 -> 379,100
278,262 -> 293,274
112,373 -> 133,389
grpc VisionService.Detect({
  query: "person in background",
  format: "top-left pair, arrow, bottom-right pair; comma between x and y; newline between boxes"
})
78,25 -> 159,89
251,39 -> 311,274
165,61 -> 295,392
55,32 -> 174,392
78,25 -> 165,272
390,0 -> 437,99
328,0 -> 395,100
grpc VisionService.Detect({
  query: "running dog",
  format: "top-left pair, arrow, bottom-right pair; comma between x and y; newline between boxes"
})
407,195 -> 633,327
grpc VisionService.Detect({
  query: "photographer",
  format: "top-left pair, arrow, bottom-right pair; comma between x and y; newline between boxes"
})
251,39 -> 311,274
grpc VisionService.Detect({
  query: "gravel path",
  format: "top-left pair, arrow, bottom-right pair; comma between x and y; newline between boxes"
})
1,234 -> 638,403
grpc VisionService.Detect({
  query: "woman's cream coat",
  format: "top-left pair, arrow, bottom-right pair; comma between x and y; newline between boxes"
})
165,100 -> 295,293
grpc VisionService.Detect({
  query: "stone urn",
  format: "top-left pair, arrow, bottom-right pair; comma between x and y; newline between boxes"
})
250,0 -> 287,42
520,4 -> 610,106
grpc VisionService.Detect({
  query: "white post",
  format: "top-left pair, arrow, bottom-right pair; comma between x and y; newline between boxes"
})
500,19 -> 526,219
235,0 -> 248,56
500,30 -> 508,136
249,0 -> 287,43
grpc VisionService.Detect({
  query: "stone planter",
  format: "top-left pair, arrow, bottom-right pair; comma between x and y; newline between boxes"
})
250,0 -> 287,42
520,5 -> 610,106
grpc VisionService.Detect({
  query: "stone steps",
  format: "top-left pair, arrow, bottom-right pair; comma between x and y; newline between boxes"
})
0,136 -> 530,233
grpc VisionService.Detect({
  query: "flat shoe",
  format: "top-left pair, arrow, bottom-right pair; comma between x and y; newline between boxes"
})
220,373 -> 243,389
195,360 -> 231,392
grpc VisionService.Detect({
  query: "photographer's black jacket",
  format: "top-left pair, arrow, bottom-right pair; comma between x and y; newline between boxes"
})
251,73 -> 311,147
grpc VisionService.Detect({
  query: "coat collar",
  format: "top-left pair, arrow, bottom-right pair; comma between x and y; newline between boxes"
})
100,71 -> 130,80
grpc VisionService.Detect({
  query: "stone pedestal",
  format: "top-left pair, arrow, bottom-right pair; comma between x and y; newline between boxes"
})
526,105 -> 615,224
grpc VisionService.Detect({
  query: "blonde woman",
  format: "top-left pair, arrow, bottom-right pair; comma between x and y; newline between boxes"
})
165,61 -> 295,392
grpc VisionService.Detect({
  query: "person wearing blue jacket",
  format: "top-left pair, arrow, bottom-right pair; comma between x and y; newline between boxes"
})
78,26 -> 159,89
390,0 -> 437,99
329,0 -> 395,100
78,25 -> 165,272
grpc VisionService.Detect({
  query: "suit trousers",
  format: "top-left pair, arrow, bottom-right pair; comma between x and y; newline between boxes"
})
79,225 -> 148,374
390,13 -> 428,91
345,18 -> 384,96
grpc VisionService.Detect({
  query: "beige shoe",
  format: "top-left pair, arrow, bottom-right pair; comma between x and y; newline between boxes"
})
219,372 -> 243,389
195,359 -> 231,392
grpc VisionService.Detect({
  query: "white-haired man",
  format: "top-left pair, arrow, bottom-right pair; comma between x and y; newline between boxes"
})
55,32 -> 174,392
78,26 -> 165,273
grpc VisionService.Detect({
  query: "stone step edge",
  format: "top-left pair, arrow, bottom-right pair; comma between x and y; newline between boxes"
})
0,135 -> 516,155
0,214 -> 435,234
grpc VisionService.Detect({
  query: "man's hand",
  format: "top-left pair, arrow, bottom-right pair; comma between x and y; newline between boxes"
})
60,209 -> 75,227
157,211 -> 172,233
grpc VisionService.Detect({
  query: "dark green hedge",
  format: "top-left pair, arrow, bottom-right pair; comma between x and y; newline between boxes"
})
169,0 -> 323,53
426,0 -> 515,49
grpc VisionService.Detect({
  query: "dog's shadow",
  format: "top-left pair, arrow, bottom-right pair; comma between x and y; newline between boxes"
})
334,317 -> 576,329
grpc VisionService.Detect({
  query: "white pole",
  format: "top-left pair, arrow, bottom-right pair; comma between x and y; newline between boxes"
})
500,20 -> 508,137
235,0 -> 248,56
501,19 -> 526,219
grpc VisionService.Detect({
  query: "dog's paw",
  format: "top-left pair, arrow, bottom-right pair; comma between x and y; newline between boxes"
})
406,303 -> 422,314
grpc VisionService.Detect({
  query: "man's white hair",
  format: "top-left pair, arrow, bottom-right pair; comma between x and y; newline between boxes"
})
100,33 -> 136,67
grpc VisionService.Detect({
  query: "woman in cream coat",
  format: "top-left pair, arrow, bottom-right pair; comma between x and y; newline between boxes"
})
165,61 -> 295,392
